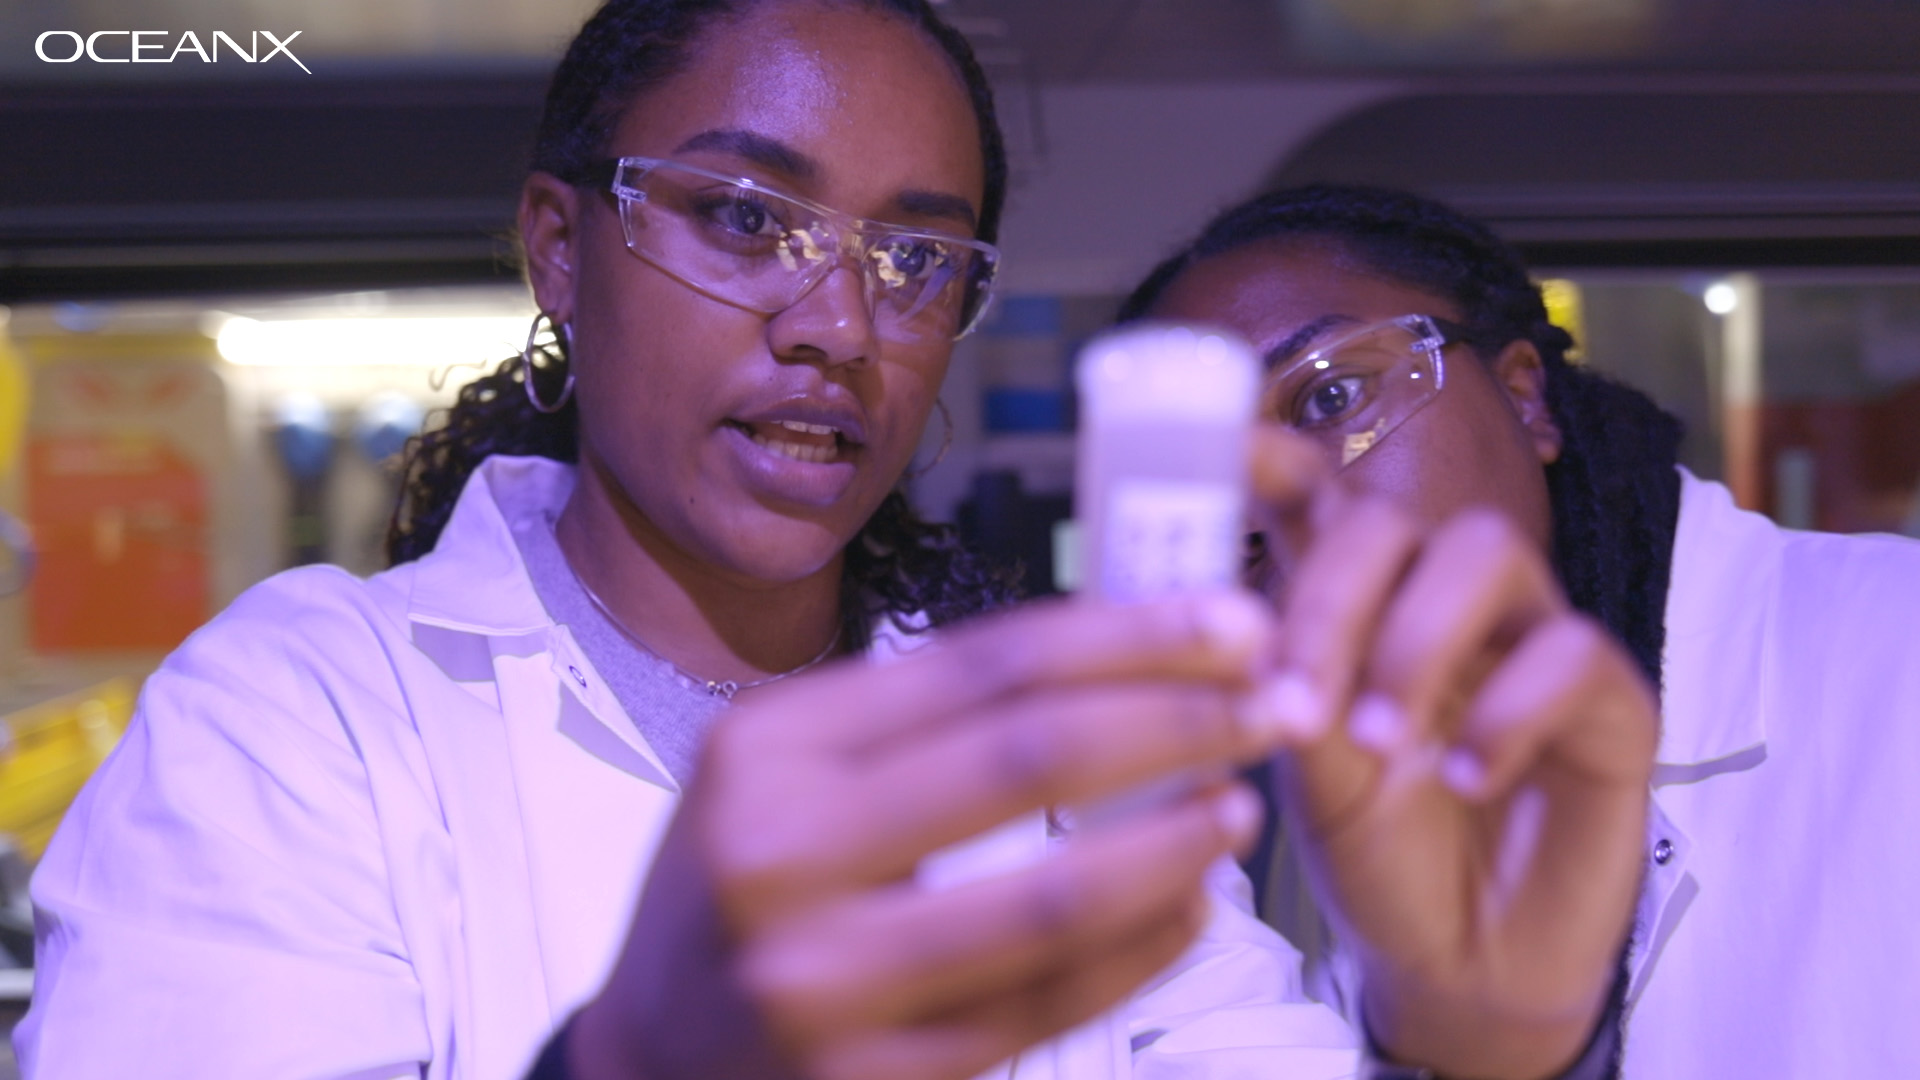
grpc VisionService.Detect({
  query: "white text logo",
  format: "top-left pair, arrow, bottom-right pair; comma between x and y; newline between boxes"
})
35,31 -> 311,73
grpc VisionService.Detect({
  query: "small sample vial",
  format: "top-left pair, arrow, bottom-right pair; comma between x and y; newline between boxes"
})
1075,324 -> 1259,603
1072,324 -> 1259,829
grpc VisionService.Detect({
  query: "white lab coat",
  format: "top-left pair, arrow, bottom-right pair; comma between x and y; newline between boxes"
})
1622,470 -> 1920,1077
16,455 -> 1356,1080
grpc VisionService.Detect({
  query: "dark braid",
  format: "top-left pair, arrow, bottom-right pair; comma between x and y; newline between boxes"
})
388,0 -> 1019,641
1121,184 -> 1682,687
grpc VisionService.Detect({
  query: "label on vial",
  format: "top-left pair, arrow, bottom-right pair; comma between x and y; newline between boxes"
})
1100,479 -> 1240,602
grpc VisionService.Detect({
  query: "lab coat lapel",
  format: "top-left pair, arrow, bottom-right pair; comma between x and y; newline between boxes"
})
1658,470 -> 1778,771
494,625 -> 680,1023
1630,471 -> 1780,1012
405,624 -> 556,1080
407,456 -> 683,1053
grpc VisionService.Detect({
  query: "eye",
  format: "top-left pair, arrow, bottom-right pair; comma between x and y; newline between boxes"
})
681,183 -> 794,246
893,241 -> 933,277
1295,373 -> 1369,426
725,199 -> 768,235
875,238 -> 952,286
705,192 -> 779,237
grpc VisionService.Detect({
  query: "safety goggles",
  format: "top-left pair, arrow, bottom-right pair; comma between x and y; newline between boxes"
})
586,156 -> 1001,342
1261,314 -> 1468,467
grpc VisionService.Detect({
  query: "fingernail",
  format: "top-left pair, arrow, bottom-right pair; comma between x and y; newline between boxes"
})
1211,786 -> 1263,844
1349,693 -> 1405,751
1441,749 -> 1484,795
1193,591 -> 1267,656
1252,670 -> 1324,740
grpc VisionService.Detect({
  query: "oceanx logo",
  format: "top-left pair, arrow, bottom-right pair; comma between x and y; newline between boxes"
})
35,31 -> 312,73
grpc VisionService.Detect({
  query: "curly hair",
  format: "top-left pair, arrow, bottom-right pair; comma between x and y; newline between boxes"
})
387,0 -> 1018,646
1120,184 -> 1683,688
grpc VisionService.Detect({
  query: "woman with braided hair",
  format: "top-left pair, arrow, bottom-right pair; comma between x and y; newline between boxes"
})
1127,183 -> 1920,1078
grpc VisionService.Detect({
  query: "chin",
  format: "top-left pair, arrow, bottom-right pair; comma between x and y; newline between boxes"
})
710,513 -> 856,586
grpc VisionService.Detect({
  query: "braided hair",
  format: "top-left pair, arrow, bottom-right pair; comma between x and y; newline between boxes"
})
1121,184 -> 1682,687
387,0 -> 1018,648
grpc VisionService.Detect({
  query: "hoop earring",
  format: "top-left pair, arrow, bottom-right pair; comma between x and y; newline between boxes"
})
905,398 -> 953,482
523,312 -> 575,414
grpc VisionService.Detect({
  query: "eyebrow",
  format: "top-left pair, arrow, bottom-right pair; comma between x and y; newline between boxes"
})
894,190 -> 979,230
1263,314 -> 1361,371
672,128 -> 979,231
674,128 -> 819,181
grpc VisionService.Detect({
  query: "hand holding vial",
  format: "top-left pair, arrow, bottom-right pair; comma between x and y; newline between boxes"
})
570,590 -> 1290,1080
1249,421 -> 1657,1079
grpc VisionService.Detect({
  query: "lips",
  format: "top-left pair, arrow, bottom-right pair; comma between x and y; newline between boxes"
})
721,396 -> 871,506
733,398 -> 869,444
738,418 -> 846,465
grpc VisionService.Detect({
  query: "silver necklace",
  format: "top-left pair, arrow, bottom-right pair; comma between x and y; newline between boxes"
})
572,569 -> 842,701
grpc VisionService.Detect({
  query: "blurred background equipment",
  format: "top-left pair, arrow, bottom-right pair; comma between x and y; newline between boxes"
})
271,392 -> 337,566
0,335 -> 29,598
0,515 -> 30,601
354,392 -> 427,465
0,679 -> 133,865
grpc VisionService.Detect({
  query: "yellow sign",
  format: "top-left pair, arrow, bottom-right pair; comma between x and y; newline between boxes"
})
0,336 -> 24,479
1539,278 -> 1586,364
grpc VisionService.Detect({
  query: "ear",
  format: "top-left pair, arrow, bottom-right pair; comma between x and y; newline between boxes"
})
519,172 -> 585,326
1489,338 -> 1563,466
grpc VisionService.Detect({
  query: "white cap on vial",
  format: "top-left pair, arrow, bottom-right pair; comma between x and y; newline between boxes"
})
1076,323 -> 1259,425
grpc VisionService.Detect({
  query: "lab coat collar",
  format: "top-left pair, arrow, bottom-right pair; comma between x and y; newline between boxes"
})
407,455 -> 576,636
1655,468 -> 1779,772
403,456 -> 682,793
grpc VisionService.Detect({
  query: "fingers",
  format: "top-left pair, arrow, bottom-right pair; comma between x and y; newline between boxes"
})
696,588 -> 1286,968
810,910 -> 1204,1080
1248,422 -> 1330,511
1443,613 -> 1658,800
1262,501 -> 1572,837
738,787 -> 1254,1067
1257,495 -> 1419,834
830,684 -> 1283,880
702,593 -> 1288,910
1246,423 -> 1334,585
1243,483 -> 1658,1080
1441,615 -> 1655,1020
1264,496 -> 1421,739
740,589 -> 1275,754
1349,509 -> 1565,754
1453,614 -> 1654,947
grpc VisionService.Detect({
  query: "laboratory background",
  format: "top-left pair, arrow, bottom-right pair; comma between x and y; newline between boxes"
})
2,1 -> 1919,1072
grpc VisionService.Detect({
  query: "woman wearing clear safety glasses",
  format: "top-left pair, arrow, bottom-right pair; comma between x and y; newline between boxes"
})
18,6 -> 1651,1080
1131,184 -> 1920,1080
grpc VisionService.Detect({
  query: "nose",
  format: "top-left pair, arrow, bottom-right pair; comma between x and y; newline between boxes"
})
766,263 -> 879,369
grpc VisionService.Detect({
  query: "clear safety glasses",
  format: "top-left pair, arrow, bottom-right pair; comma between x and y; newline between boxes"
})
1261,313 -> 1465,467
591,157 -> 1002,342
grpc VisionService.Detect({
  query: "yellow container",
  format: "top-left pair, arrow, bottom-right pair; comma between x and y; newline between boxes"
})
0,680 -> 135,860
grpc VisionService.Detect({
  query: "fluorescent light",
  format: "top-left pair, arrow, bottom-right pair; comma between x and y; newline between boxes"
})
1703,282 -> 1739,316
215,315 -> 528,368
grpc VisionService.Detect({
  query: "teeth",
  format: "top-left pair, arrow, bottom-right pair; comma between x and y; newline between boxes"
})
752,433 -> 840,464
776,420 -> 839,436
